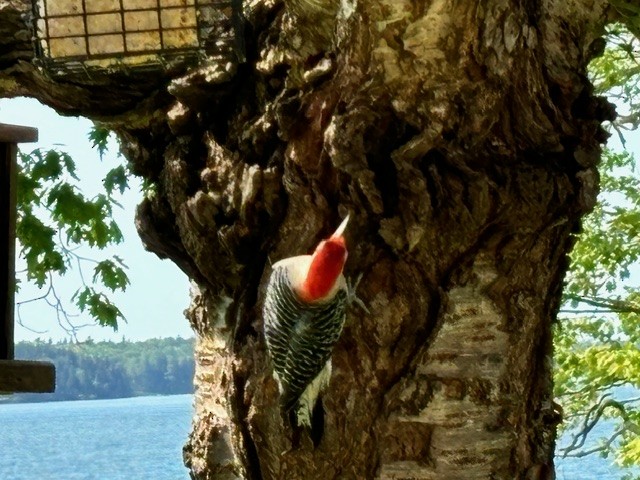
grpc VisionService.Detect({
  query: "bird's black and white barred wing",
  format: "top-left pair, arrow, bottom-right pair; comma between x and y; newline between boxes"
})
263,264 -> 347,411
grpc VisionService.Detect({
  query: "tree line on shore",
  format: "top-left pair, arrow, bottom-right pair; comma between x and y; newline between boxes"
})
5,337 -> 194,403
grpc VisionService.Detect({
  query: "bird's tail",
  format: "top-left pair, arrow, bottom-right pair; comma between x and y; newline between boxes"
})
279,388 -> 316,429
280,369 -> 330,446
285,395 -> 323,447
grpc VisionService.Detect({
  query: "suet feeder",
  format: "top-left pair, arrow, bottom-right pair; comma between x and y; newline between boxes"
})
33,0 -> 244,75
0,123 -> 55,394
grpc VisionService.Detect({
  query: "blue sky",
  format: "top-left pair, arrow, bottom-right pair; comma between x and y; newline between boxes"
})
1,97 -> 193,342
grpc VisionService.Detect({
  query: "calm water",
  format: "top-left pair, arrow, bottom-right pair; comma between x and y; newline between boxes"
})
0,395 -> 193,480
555,421 -> 626,480
556,454 -> 626,480
0,394 -> 631,479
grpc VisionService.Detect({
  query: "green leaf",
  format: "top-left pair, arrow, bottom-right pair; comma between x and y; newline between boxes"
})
30,150 -> 63,181
103,165 -> 129,196
16,211 -> 67,286
88,125 -> 111,160
73,287 -> 124,330
92,259 -> 130,292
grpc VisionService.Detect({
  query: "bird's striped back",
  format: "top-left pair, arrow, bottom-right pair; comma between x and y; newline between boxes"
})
263,264 -> 347,412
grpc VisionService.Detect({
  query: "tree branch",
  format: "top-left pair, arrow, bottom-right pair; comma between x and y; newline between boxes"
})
560,394 -> 634,458
564,293 -> 640,314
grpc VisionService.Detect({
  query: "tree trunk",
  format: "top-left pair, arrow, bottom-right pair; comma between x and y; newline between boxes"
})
1,0 -> 616,478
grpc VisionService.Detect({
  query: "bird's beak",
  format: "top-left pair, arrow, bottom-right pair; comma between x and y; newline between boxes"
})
331,214 -> 350,238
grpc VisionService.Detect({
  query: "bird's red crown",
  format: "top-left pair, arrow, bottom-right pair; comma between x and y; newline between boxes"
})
299,216 -> 349,302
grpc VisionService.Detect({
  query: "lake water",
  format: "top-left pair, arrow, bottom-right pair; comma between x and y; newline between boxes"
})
0,395 -> 193,480
0,394 -> 631,479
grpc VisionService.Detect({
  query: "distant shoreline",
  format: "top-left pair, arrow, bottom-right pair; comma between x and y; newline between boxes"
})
0,391 -> 194,405
7,337 -> 195,404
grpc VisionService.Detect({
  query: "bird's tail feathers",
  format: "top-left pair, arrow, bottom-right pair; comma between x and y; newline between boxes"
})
279,385 -> 319,428
279,385 -> 300,413
281,393 -> 323,447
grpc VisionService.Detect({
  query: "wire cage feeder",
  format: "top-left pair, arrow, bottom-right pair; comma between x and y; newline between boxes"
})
33,0 -> 244,75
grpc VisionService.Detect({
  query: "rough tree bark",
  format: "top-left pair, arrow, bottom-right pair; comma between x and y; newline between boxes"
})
0,0 -> 619,478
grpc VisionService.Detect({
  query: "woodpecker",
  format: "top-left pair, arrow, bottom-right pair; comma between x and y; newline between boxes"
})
263,215 -> 350,432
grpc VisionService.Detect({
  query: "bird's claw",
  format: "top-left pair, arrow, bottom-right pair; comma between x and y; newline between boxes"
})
347,273 -> 370,314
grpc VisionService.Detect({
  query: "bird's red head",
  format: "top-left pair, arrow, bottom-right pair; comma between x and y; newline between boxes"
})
300,216 -> 349,302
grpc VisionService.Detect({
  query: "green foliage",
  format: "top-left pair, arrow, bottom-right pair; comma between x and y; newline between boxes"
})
590,25 -> 640,126
90,125 -> 130,196
16,128 -> 130,332
564,150 -> 640,299
104,165 -> 129,196
5,337 -> 194,403
610,0 -> 640,41
554,24 -> 640,473
88,125 -> 111,160
72,287 -> 124,328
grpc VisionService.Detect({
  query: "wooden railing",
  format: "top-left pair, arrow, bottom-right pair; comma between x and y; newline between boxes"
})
0,123 -> 55,393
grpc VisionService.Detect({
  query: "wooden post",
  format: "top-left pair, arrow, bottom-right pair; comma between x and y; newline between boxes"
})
0,124 -> 37,360
0,140 -> 15,360
0,122 -> 55,393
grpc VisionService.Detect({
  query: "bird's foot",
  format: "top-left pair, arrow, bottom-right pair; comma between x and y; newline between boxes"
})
347,273 -> 370,314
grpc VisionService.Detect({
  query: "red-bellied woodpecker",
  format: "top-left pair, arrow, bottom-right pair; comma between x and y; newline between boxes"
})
263,215 -> 350,433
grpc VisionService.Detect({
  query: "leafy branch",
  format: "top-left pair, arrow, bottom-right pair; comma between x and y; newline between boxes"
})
554,22 -> 640,472
15,126 -> 131,334
562,294 -> 640,315
560,394 -> 640,460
